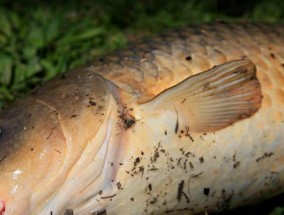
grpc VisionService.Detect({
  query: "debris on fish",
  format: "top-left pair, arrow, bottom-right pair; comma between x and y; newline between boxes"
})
0,23 -> 284,215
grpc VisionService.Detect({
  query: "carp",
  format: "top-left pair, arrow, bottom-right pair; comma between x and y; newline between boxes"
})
0,23 -> 284,215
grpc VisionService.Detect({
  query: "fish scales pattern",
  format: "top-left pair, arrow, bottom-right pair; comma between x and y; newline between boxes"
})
90,23 -> 284,104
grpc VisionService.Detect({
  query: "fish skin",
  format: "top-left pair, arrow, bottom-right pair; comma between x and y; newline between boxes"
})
0,23 -> 284,214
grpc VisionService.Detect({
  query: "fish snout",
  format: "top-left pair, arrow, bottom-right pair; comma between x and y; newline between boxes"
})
0,200 -> 5,215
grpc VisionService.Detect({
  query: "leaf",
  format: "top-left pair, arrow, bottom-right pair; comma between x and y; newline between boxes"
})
0,10 -> 12,36
45,19 -> 60,42
0,55 -> 13,86
13,62 -> 28,85
26,59 -> 42,77
40,59 -> 57,79
270,207 -> 284,215
9,11 -> 20,29
27,25 -> 45,48
56,55 -> 68,74
22,46 -> 37,60
0,87 -> 14,100
58,27 -> 105,45
0,33 -> 7,46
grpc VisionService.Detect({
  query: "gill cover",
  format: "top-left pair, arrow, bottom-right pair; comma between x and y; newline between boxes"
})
0,68 -> 109,214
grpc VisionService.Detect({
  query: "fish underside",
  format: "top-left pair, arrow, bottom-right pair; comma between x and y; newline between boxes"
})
0,23 -> 284,215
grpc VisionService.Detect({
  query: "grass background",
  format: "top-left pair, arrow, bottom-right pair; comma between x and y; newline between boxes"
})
0,0 -> 283,214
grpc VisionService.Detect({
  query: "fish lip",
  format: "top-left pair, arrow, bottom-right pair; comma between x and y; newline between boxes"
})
0,200 -> 5,215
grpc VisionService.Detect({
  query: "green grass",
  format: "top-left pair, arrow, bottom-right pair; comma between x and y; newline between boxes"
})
270,207 -> 284,215
0,3 -> 128,108
0,0 -> 284,214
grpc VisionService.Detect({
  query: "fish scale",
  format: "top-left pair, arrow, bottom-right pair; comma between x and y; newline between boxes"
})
0,23 -> 284,215
91,24 -> 284,104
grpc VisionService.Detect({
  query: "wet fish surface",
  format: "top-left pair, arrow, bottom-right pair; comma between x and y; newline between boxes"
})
0,23 -> 284,215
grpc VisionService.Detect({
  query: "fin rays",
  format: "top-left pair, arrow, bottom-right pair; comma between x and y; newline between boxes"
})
147,59 -> 262,132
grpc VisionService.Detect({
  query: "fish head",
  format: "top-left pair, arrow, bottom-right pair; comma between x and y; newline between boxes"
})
0,69 -> 116,214
0,99 -> 68,214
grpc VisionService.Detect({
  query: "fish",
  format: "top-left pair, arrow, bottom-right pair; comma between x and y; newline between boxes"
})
0,23 -> 284,215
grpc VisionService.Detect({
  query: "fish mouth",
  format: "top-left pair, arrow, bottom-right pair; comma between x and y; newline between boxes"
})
0,200 -> 5,215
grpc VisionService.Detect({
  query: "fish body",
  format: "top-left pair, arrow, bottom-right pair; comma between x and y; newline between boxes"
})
0,23 -> 284,214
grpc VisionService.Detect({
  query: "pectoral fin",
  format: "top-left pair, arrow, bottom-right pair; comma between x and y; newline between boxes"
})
147,59 -> 262,132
